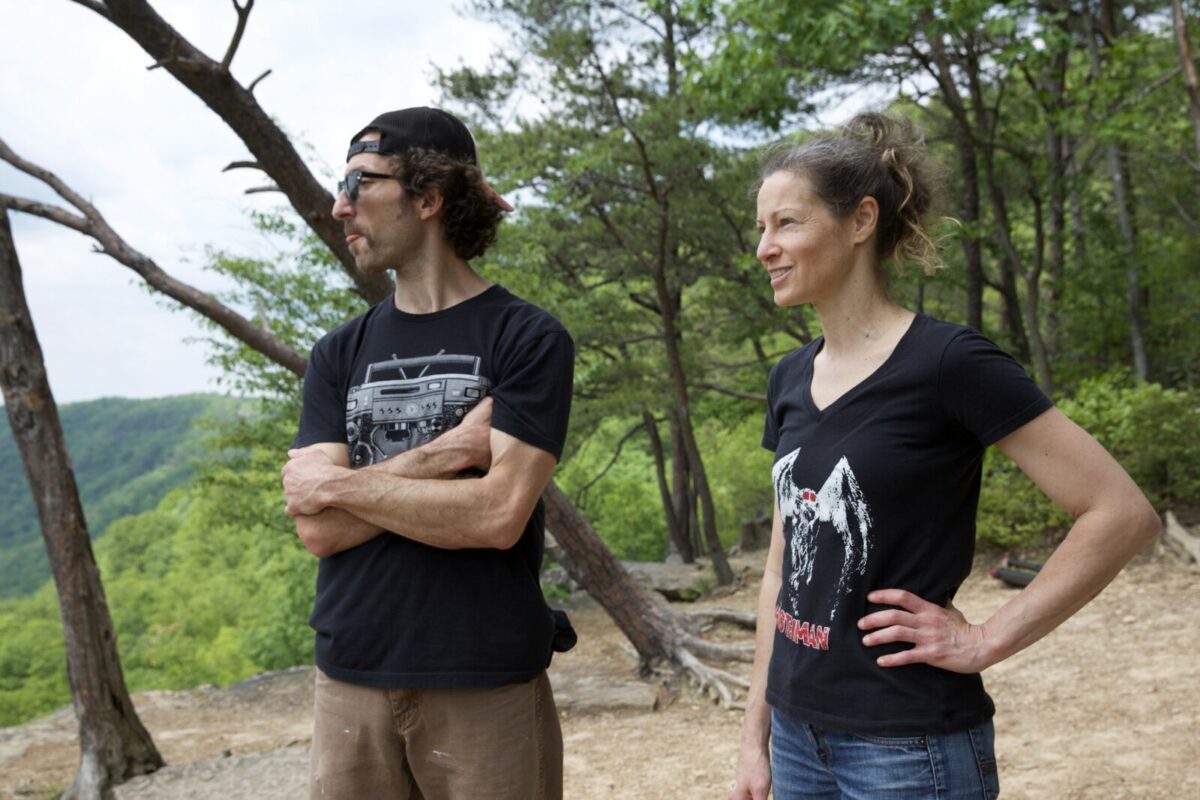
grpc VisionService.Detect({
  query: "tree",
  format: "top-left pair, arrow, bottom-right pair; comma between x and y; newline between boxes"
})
0,210 -> 163,800
704,0 -> 1200,390
437,0 -> 819,582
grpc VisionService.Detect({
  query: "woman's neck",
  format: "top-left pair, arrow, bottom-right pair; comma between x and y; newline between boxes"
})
812,276 -> 911,360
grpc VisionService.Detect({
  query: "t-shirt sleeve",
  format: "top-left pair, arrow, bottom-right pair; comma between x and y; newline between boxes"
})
490,330 -> 574,461
293,339 -> 348,449
938,329 -> 1053,446
762,360 -> 784,451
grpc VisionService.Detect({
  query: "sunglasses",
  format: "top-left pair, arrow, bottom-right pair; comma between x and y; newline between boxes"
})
336,170 -> 400,203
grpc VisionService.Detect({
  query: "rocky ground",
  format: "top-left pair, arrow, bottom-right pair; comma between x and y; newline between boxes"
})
1,545 -> 1197,799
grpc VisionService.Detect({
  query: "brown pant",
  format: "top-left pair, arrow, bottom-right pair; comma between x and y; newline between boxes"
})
310,669 -> 562,800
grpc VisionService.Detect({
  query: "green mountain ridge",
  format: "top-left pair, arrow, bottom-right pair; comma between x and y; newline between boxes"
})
0,394 -> 242,598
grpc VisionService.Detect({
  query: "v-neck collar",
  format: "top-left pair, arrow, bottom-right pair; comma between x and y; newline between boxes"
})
801,314 -> 924,420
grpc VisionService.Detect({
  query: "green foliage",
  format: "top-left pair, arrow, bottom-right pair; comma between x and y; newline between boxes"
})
557,417 -> 668,560
0,397 -> 317,726
976,373 -> 1200,547
0,394 -> 242,598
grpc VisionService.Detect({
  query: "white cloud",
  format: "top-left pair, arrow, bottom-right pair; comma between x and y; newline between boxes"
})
0,0 -> 504,403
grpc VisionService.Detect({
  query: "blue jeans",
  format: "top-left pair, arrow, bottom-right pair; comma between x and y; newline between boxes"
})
770,709 -> 1000,799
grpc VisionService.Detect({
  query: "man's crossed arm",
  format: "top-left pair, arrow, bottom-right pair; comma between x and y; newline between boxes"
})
282,398 -> 558,557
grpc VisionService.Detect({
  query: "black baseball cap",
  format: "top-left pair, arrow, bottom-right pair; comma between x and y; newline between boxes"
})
347,107 -> 477,163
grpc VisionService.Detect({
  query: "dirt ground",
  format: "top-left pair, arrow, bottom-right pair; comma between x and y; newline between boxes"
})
1,545 -> 1197,799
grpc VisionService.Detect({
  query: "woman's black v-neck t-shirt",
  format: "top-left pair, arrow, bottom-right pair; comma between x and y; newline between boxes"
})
762,314 -> 1052,735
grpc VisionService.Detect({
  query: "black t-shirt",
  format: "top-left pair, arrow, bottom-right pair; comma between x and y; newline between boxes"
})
762,314 -> 1052,735
294,284 -> 574,688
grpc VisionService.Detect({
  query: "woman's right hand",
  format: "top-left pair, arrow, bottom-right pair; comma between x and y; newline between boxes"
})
728,745 -> 772,800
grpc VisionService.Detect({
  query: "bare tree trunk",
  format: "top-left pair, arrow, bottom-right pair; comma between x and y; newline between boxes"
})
644,409 -> 693,562
0,211 -> 164,800
923,34 -> 983,330
1173,0 -> 1200,172
1090,1 -> 1151,380
979,161 -> 1033,363
1108,146 -> 1151,381
1024,189 -> 1055,393
668,416 -> 692,554
649,258 -> 733,585
1041,39 -> 1069,380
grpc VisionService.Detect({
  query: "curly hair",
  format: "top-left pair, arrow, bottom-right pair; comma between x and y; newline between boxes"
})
386,148 -> 504,261
756,112 -> 945,276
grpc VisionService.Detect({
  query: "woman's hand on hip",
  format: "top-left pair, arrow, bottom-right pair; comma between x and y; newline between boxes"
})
858,589 -> 996,673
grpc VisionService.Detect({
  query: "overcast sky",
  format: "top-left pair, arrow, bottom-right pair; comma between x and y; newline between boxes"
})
0,1 -> 506,403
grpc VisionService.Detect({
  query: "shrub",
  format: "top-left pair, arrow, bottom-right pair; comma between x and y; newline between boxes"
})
976,371 -> 1199,548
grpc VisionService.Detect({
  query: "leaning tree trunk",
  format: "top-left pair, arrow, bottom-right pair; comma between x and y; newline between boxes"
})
543,482 -> 751,704
0,211 -> 164,799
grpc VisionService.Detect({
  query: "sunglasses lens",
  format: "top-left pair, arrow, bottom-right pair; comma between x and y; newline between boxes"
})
337,172 -> 360,202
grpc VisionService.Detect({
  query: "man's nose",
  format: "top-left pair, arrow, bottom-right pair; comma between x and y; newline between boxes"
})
332,190 -> 354,220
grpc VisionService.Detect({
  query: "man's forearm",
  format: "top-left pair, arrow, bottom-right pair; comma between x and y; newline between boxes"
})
316,468 -> 528,550
295,507 -> 383,558
292,437 -> 479,557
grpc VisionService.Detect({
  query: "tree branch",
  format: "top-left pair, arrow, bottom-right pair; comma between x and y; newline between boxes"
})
223,160 -> 264,173
0,194 -> 93,238
88,0 -> 391,302
220,0 -> 254,72
0,139 -> 306,378
67,0 -> 111,20
574,421 -> 647,507
247,68 -> 271,93
689,382 -> 767,403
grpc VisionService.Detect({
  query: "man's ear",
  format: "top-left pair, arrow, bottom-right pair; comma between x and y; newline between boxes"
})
416,187 -> 444,221
852,195 -> 879,246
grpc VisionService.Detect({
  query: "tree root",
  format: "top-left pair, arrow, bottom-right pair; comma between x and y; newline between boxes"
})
679,632 -> 754,663
673,646 -> 750,708
686,608 -> 757,630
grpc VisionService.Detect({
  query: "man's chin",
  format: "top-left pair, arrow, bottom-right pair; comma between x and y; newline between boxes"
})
352,257 -> 392,276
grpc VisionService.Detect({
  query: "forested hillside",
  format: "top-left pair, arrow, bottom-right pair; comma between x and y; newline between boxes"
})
0,395 -> 241,598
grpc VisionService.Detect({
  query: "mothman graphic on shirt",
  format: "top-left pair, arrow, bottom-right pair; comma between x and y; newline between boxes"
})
772,446 -> 874,620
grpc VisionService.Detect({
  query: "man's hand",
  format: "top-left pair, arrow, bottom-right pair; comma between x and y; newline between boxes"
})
858,589 -> 993,673
283,446 -> 349,517
423,397 -> 493,477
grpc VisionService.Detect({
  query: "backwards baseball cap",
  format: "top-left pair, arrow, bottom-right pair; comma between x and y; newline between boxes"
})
346,107 -> 512,211
347,107 -> 477,163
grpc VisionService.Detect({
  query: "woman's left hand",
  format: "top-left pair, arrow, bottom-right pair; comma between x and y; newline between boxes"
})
858,589 -> 995,674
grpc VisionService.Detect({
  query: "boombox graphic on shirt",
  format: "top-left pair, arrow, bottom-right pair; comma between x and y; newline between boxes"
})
345,352 -> 491,467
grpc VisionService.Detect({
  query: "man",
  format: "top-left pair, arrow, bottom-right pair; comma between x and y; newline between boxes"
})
281,107 -> 574,800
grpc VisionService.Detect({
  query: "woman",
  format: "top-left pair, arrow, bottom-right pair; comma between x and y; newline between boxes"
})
729,113 -> 1160,800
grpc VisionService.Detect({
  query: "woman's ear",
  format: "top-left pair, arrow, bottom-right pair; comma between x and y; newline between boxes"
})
852,195 -> 879,246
